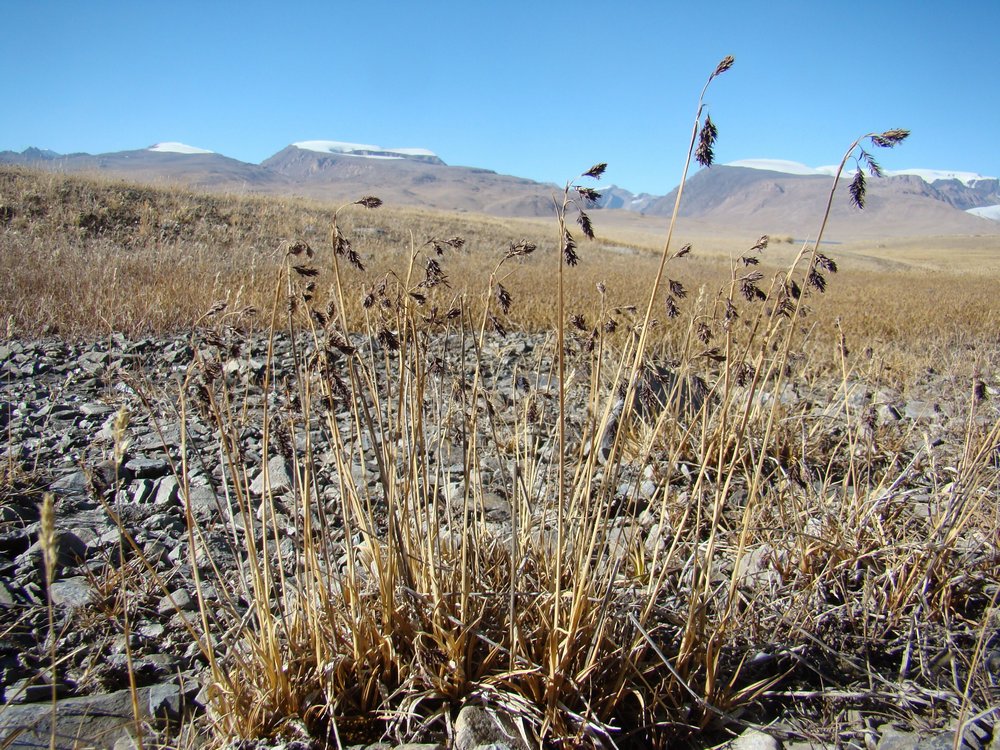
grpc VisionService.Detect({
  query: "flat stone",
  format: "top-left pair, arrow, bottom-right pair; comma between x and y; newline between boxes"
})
878,725 -> 920,750
49,469 -> 89,495
124,457 -> 170,479
728,729 -> 783,750
158,589 -> 194,616
454,705 -> 530,750
147,681 -> 182,720
153,476 -> 179,505
183,484 -> 218,515
48,576 -> 94,608
250,454 -> 294,496
0,685 -> 154,750
80,402 -> 114,417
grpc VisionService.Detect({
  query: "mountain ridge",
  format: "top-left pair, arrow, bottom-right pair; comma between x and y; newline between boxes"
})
2,142 -> 998,239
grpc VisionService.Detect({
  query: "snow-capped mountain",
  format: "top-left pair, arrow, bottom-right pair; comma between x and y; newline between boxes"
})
147,142 -> 215,154
2,142 -> 998,237
291,140 -> 443,164
726,158 -> 998,187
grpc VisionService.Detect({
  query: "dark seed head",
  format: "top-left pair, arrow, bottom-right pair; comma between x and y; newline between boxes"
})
695,115 -> 718,168
815,253 -> 838,273
713,55 -> 735,78
563,229 -> 579,267
870,129 -> 909,148
576,186 -> 601,205
849,169 -> 866,209
807,269 -> 827,293
495,283 -> 512,315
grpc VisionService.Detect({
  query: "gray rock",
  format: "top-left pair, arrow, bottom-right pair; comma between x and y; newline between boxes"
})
124,457 -> 170,479
0,685 -> 154,750
877,725 -> 921,750
158,589 -> 194,616
18,530 -> 88,574
251,454 -> 294,496
128,478 -> 155,504
147,681 -> 183,720
454,705 -> 530,750
904,400 -> 938,420
153,475 -> 179,505
48,576 -> 94,608
727,729 -> 783,750
49,469 -> 89,496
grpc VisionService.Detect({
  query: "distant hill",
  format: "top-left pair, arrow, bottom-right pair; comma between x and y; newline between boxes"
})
596,163 -> 1000,240
3,143 -> 998,239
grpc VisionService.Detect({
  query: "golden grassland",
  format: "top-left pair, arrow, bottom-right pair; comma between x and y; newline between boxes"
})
1,166 -> 998,385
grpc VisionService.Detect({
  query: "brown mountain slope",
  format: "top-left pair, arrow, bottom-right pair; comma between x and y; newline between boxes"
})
642,166 -> 999,241
3,146 -> 998,239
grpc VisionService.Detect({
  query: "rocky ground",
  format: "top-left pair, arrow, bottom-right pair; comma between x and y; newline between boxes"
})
0,332 -> 997,750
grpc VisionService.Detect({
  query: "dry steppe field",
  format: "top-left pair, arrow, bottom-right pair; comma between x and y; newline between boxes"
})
2,167 -> 998,383
1,164 -> 999,750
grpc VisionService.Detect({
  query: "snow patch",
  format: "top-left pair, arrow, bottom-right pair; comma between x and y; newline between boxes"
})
966,204 -> 1000,221
294,140 -> 380,154
727,159 -> 996,187
884,169 -> 995,187
148,142 -> 213,154
727,159 -> 827,176
293,140 -> 437,159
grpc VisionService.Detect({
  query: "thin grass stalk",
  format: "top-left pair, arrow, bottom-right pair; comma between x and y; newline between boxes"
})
39,492 -> 58,750
628,58 -> 733,405
551,194 -> 569,723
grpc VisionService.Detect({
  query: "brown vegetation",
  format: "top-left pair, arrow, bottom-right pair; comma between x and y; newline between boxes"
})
2,167 -> 998,387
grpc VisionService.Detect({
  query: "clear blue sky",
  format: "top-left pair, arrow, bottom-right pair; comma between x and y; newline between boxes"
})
4,1 -> 998,195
